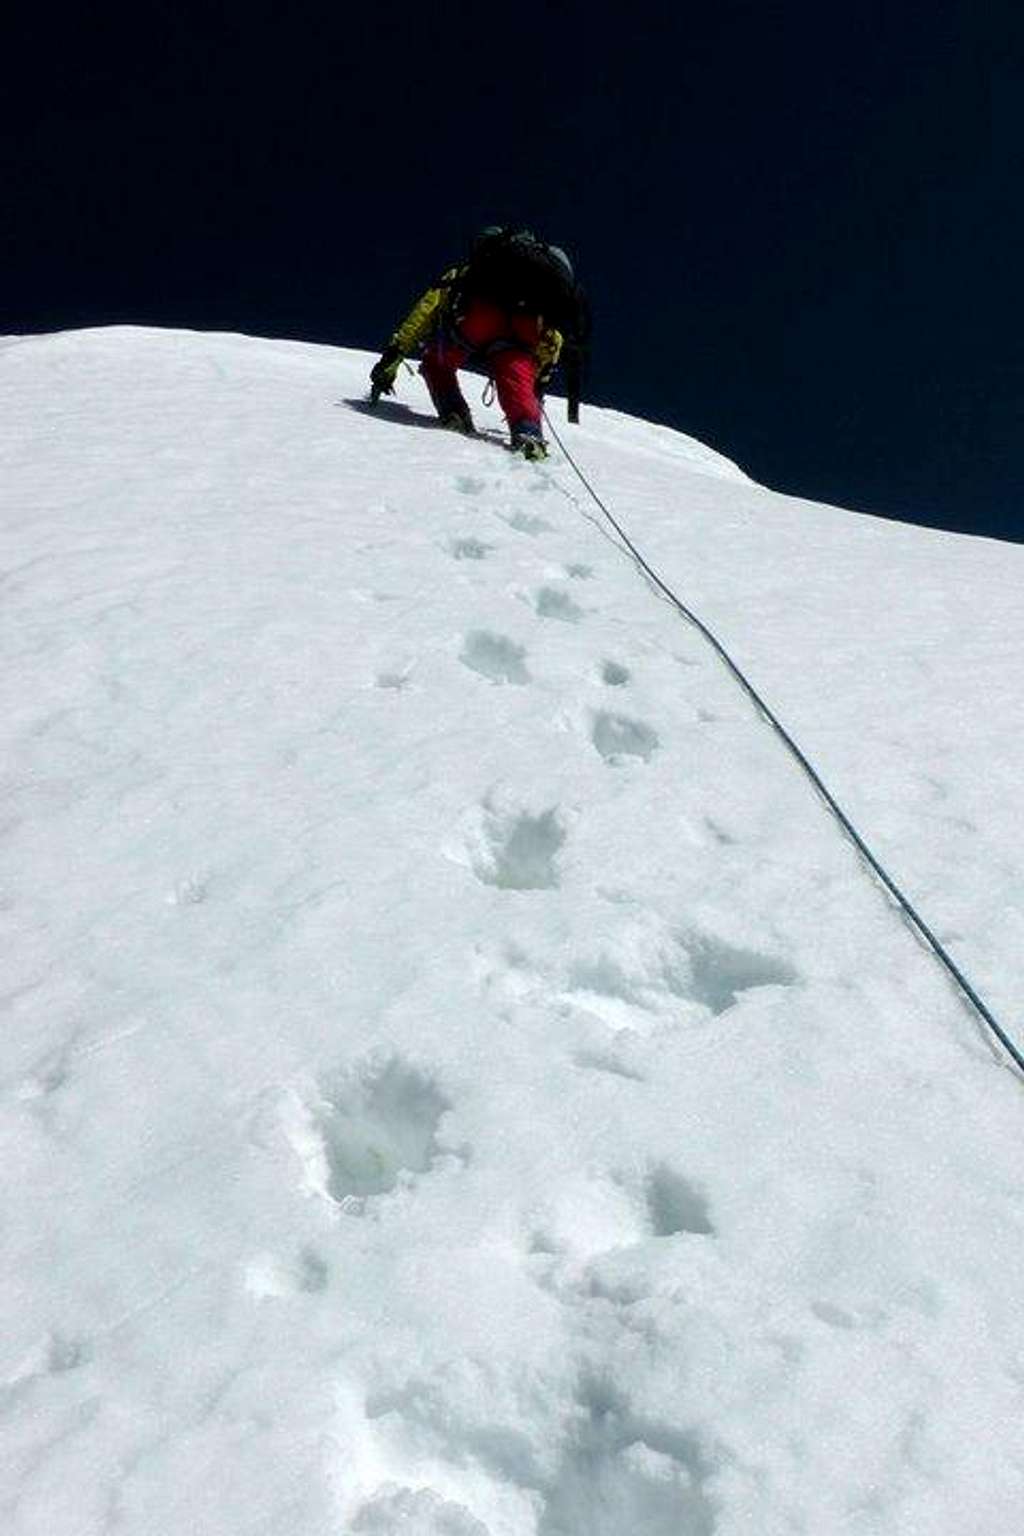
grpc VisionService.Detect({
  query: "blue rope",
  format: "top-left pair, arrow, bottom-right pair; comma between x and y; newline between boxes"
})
543,410 -> 1024,1080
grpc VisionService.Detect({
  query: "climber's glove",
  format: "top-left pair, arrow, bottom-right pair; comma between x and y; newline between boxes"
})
369,345 -> 403,403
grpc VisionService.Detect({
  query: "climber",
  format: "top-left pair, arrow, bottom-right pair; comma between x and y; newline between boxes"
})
368,226 -> 588,460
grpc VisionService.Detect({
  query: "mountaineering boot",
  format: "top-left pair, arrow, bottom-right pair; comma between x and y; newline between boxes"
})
510,422 -> 548,461
440,406 -> 474,434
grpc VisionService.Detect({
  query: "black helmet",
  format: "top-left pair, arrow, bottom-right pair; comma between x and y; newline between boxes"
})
547,245 -> 574,281
471,225 -> 505,251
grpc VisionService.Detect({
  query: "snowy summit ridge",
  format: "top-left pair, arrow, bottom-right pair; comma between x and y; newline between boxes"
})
2,326 -> 1023,1536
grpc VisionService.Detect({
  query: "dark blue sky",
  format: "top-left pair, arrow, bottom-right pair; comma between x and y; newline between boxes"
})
5,1 -> 1017,540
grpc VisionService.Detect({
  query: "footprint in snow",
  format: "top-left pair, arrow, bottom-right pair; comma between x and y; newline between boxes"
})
645,1164 -> 715,1237
351,1486 -> 488,1535
600,660 -> 631,687
679,931 -> 799,1015
351,1368 -> 716,1536
320,1060 -> 451,1204
284,1058 -> 454,1212
244,1245 -> 330,1299
503,510 -> 554,536
455,475 -> 487,496
170,873 -> 210,906
591,711 -> 659,763
576,1168 -> 715,1309
460,630 -> 530,685
538,1376 -> 718,1536
297,1246 -> 330,1291
567,928 -> 797,1025
449,535 -> 493,560
48,1333 -> 90,1374
572,1047 -> 646,1082
532,586 -> 583,623
470,805 -> 566,891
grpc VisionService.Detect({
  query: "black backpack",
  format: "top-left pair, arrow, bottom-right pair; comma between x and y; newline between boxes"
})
455,227 -> 581,335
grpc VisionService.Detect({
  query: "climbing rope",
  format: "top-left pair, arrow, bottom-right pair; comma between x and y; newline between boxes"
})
543,409 -> 1024,1080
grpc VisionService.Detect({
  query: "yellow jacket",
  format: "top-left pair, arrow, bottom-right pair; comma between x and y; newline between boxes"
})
389,266 -> 563,378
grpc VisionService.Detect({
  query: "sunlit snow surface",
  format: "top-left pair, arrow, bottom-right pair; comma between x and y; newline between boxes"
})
2,327 -> 1023,1535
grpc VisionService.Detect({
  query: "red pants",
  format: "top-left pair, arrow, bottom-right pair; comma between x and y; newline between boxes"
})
420,300 -> 542,428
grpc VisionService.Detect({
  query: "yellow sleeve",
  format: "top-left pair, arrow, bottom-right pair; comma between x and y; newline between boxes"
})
390,267 -> 462,356
536,326 -> 563,376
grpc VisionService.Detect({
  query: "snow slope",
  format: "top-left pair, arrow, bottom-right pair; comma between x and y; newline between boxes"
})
2,326 -> 1023,1536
